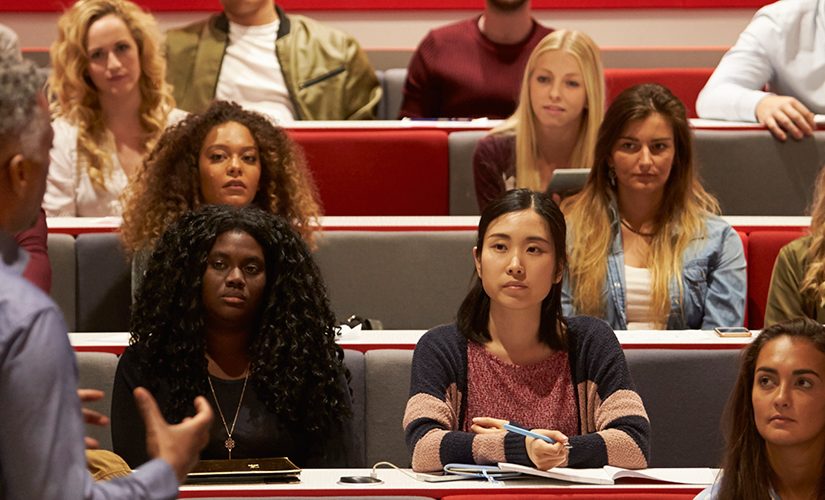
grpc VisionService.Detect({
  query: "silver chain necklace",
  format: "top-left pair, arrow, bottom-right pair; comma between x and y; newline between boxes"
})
207,369 -> 250,459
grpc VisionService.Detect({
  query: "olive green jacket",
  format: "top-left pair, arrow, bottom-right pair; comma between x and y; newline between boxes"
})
764,235 -> 825,326
165,7 -> 381,120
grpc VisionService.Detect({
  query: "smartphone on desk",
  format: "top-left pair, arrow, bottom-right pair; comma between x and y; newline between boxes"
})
714,326 -> 752,338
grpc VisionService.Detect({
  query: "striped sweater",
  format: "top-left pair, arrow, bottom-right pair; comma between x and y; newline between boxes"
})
403,316 -> 650,472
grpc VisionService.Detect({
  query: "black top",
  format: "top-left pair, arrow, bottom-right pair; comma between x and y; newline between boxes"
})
111,344 -> 355,468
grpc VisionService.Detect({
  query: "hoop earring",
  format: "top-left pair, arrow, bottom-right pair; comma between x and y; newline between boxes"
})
608,167 -> 617,187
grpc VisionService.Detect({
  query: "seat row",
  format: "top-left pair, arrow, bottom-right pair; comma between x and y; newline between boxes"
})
22,44 -> 714,119
49,227 -> 804,333
77,347 -> 739,470
276,127 -> 825,217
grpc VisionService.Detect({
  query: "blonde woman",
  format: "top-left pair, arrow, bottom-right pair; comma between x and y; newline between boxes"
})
473,29 -> 604,211
765,166 -> 825,325
44,0 -> 182,216
561,83 -> 746,330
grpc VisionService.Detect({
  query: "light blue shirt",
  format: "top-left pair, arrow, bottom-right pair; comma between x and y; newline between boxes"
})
0,230 -> 178,499
694,476 -> 781,499
562,208 -> 746,330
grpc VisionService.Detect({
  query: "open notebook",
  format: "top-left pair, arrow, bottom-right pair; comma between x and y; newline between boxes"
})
497,463 -> 719,485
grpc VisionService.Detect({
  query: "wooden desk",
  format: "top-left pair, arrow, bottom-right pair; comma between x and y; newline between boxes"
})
178,467 -> 713,498
70,330 -> 753,355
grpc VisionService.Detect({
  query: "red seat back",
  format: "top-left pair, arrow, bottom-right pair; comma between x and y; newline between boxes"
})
604,67 -> 714,118
747,230 -> 806,329
288,129 -> 449,215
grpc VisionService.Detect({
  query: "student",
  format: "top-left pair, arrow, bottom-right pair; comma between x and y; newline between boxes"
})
765,165 -> 825,325
164,0 -> 380,121
695,0 -> 822,141
112,205 -> 354,468
562,84 -> 746,330
403,188 -> 650,472
120,100 -> 321,255
696,318 -> 825,499
400,0 -> 552,119
44,0 -> 183,216
473,29 -> 604,211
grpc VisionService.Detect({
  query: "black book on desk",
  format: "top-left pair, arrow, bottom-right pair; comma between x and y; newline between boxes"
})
185,457 -> 300,484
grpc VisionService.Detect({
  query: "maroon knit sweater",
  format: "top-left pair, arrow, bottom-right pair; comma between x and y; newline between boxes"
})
399,16 -> 553,119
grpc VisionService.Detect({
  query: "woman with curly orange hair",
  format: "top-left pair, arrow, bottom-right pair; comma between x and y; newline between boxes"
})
121,100 -> 321,256
44,0 -> 181,216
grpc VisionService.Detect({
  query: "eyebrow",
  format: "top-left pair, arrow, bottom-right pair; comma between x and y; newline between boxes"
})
618,136 -> 674,142
535,68 -> 582,78
486,233 -> 552,244
756,367 -> 823,379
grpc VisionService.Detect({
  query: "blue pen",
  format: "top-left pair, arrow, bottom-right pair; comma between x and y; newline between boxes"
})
503,423 -> 573,449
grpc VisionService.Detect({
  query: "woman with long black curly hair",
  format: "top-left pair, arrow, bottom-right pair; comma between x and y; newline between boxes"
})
112,205 -> 352,468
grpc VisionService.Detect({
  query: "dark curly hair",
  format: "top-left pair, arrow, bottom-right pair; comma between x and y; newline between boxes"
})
121,100 -> 321,254
130,205 -> 348,436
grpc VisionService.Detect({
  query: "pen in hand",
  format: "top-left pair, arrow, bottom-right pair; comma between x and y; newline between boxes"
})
503,423 -> 573,449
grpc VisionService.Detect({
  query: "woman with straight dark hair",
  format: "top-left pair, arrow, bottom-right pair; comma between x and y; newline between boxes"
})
403,188 -> 650,472
696,318 -> 825,499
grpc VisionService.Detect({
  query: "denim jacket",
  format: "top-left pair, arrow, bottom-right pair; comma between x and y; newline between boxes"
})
562,206 -> 746,330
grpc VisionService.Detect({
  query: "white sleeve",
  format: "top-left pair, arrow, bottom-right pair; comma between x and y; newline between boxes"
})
695,9 -> 779,122
43,119 -> 78,217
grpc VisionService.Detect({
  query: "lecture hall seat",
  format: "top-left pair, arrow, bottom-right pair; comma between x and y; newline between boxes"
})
288,129 -> 449,216
747,230 -> 806,329
604,67 -> 714,118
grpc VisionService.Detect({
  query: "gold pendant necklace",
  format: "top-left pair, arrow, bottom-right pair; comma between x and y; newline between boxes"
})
207,369 -> 250,459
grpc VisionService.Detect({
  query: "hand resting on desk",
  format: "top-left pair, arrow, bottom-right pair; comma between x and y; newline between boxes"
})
471,417 -> 569,470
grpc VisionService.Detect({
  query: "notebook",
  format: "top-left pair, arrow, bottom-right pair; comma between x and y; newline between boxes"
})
185,457 -> 301,484
497,462 -> 719,485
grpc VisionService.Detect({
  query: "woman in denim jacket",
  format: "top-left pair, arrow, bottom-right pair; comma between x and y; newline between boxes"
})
561,84 -> 746,330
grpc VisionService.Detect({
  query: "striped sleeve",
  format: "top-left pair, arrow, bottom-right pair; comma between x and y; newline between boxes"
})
402,325 -> 528,472
566,317 -> 651,469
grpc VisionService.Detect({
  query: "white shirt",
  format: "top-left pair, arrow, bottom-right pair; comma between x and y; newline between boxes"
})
43,109 -> 187,217
696,0 -> 825,122
216,19 -> 296,124
624,265 -> 663,330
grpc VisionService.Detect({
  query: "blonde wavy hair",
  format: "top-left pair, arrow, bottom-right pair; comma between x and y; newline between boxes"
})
561,84 -> 719,325
48,0 -> 174,191
120,101 -> 322,254
800,166 -> 825,306
491,29 -> 604,190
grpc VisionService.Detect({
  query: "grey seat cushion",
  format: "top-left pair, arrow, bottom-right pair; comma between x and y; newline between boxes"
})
625,348 -> 740,467
314,231 -> 476,329
77,351 -> 118,451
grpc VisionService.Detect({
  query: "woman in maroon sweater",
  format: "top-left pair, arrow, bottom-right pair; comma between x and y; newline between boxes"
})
403,189 -> 649,472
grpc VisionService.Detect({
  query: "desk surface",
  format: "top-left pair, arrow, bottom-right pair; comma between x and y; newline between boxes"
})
70,329 -> 754,355
47,215 -> 810,235
178,467 -> 713,498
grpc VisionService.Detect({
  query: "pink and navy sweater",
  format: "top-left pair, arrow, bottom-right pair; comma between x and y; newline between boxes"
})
403,316 -> 650,472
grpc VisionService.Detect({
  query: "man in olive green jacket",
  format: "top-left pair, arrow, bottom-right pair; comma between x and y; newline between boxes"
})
165,1 -> 381,121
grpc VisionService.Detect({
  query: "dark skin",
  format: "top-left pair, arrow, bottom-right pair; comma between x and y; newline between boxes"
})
202,230 -> 266,378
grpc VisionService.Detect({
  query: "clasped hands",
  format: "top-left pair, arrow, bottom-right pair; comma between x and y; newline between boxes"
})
471,416 -> 569,470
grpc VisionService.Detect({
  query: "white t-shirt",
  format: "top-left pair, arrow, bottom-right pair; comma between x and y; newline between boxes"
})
216,19 -> 296,124
624,265 -> 664,330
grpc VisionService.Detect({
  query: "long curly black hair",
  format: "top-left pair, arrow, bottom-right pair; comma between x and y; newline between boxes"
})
130,205 -> 348,434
